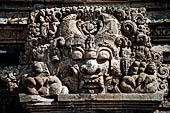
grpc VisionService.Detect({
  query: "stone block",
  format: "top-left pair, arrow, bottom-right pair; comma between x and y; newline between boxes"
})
122,93 -> 163,101
95,93 -> 122,101
19,93 -> 54,103
57,94 -> 91,101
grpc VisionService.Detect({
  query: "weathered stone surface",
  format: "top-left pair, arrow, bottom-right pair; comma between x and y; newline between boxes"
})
150,20 -> 170,43
57,93 -> 163,102
0,25 -> 27,44
57,94 -> 91,101
0,1 -> 170,113
18,6 -> 165,96
19,93 -> 54,103
20,93 -> 163,112
57,93 -> 122,101
122,92 -> 163,101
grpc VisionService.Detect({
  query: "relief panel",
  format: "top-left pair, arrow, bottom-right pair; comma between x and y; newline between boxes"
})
0,7 -> 169,98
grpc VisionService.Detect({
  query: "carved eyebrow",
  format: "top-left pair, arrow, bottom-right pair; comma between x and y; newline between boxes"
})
75,47 -> 85,55
97,47 -> 113,59
71,47 -> 85,60
72,50 -> 83,60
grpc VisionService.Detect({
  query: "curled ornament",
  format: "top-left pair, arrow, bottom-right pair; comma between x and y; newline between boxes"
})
151,51 -> 163,64
122,20 -> 137,36
157,79 -> 168,94
116,9 -> 126,21
134,13 -> 145,25
136,33 -> 150,46
158,66 -> 169,79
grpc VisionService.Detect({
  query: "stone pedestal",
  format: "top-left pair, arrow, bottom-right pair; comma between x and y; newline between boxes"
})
20,93 -> 163,113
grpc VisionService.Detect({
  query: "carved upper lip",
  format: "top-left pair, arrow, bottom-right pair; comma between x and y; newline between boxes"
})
82,84 -> 100,88
81,73 -> 103,79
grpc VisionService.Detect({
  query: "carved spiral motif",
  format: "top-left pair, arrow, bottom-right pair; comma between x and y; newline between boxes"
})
115,36 -> 127,47
29,38 -> 39,48
122,20 -> 137,35
158,66 -> 169,79
116,9 -> 126,21
158,82 -> 168,93
136,33 -> 148,45
134,14 -> 145,25
0,67 -> 19,82
151,51 -> 163,63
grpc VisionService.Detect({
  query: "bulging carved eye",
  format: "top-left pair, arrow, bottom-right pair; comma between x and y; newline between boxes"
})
72,50 -> 83,60
98,50 -> 110,60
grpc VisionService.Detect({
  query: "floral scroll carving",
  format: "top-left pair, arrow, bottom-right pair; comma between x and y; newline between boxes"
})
0,6 -> 167,96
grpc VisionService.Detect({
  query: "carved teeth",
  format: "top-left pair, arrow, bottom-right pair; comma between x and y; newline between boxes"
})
82,74 -> 100,79
92,80 -> 95,82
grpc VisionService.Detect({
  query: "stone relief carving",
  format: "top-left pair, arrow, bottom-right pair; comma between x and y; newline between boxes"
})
0,66 -> 19,92
0,7 -> 169,97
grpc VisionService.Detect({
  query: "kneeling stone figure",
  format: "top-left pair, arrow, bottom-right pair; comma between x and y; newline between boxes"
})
23,76 -> 69,95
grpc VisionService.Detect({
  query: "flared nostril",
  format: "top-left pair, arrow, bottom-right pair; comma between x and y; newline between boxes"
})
80,60 -> 102,75
95,68 -> 101,74
80,67 -> 87,73
80,65 -> 87,73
